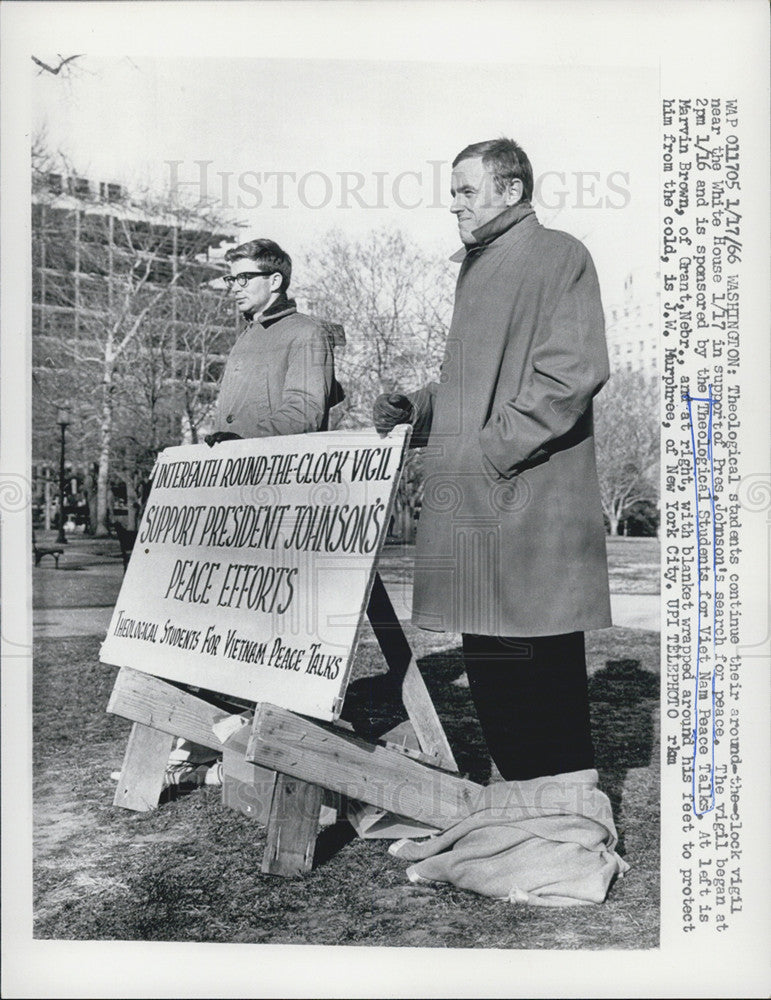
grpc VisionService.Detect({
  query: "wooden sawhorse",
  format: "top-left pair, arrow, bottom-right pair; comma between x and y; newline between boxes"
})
107,573 -> 481,875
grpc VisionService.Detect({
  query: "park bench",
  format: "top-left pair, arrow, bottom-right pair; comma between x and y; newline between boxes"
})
114,522 -> 138,571
33,531 -> 63,568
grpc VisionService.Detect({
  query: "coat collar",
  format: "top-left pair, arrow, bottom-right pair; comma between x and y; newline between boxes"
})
450,202 -> 536,262
245,293 -> 297,329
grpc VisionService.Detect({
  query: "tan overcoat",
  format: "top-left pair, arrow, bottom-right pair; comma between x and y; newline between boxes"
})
409,205 -> 612,637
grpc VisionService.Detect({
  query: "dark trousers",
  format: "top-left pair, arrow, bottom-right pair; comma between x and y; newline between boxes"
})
461,631 -> 594,781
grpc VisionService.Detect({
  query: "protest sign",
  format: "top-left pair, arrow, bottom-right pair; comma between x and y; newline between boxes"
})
100,426 -> 411,720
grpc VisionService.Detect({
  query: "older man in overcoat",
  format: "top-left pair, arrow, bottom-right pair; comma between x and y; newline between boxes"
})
374,137 -> 611,782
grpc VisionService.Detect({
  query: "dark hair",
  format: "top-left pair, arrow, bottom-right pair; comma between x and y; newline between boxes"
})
224,238 -> 292,292
452,137 -> 534,204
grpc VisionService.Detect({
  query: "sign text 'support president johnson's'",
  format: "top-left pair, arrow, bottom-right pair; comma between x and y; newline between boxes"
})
100,427 -> 410,721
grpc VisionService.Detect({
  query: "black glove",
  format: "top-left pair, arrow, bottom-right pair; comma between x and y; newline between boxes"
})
204,431 -> 243,447
373,393 -> 414,436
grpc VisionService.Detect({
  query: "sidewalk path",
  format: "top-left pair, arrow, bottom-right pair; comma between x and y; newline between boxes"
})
34,605 -> 115,639
610,593 -> 660,632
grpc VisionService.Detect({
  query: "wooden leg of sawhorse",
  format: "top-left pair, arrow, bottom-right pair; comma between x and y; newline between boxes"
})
221,743 -> 278,823
109,666 -> 251,813
367,572 -> 458,769
261,774 -> 324,876
218,719 -> 323,874
113,722 -> 175,812
222,760 -> 327,877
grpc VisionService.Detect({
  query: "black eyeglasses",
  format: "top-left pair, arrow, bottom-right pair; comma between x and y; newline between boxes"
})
223,271 -> 275,289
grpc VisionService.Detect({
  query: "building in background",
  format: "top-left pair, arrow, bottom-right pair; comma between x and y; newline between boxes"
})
604,267 -> 659,375
594,266 -> 660,537
32,171 -> 241,530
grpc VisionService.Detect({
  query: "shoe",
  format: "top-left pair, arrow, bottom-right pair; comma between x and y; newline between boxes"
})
204,761 -> 223,786
163,760 -> 223,788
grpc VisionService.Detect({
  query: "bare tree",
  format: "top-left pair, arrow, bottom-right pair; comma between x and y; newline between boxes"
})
299,229 -> 454,538
300,228 -> 452,421
33,161 -> 236,534
594,369 -> 659,535
173,288 -> 235,444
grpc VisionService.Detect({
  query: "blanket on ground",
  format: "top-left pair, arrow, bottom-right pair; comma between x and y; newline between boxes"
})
389,769 -> 629,906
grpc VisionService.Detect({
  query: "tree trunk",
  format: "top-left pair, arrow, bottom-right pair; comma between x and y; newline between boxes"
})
608,514 -> 619,537
84,463 -> 99,535
44,476 -> 51,530
400,504 -> 412,543
95,369 -> 115,537
124,475 -> 138,531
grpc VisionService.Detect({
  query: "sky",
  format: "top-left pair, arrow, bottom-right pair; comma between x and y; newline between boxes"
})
33,54 -> 658,306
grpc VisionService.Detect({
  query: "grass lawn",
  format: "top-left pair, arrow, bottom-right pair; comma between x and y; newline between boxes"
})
378,536 -> 659,597
33,620 -> 659,948
604,537 -> 660,594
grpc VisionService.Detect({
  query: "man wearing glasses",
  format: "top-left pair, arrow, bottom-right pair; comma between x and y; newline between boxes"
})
165,238 -> 343,788
206,237 -> 342,445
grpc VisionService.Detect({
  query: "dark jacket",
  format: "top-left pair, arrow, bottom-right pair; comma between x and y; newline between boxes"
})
213,296 -> 341,438
409,204 -> 612,637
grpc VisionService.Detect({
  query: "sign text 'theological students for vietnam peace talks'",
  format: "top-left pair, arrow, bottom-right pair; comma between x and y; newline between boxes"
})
100,427 -> 411,721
